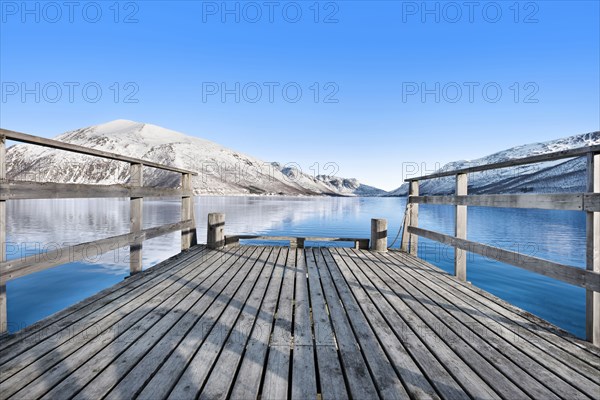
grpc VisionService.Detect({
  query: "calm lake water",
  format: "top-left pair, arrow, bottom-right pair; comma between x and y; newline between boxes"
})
4,196 -> 586,338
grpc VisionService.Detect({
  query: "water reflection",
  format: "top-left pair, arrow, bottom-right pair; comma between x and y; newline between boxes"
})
4,197 -> 587,338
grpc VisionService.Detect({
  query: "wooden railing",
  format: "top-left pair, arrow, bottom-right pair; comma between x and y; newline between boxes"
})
0,128 -> 198,334
400,144 -> 600,345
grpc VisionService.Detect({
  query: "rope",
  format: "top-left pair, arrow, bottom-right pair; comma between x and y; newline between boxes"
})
388,202 -> 411,250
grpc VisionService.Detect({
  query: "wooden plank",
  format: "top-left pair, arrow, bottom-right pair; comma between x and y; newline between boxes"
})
329,248 -> 440,399
181,173 -> 197,250
357,250 -> 530,399
226,249 -> 286,400
380,251 -> 598,399
586,153 -> 600,345
133,247 -> 271,400
0,181 -> 189,201
0,247 -> 220,390
0,246 -> 206,353
0,128 -> 196,175
0,220 -> 193,282
167,248 -> 274,399
2,247 -> 244,399
405,141 -> 600,181
317,248 -> 395,398
130,163 -> 143,274
261,248 -> 296,399
95,247 -> 255,400
304,248 -> 348,400
391,250 -> 600,366
409,181 -> 419,256
409,226 -> 600,292
290,249 -> 318,400
197,249 -> 282,400
339,248 -> 495,400
0,135 -> 5,334
410,193 -> 593,211
455,173 -> 467,281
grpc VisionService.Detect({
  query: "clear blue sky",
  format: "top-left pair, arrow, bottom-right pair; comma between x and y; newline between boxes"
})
1,0 -> 599,190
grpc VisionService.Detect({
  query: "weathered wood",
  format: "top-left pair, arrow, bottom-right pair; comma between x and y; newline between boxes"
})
0,220 -> 193,282
455,173 -> 467,281
408,226 -> 600,292
410,193 -> 598,211
406,141 -> 600,181
382,251 -> 599,398
1,246 -> 598,399
330,248 -> 440,399
129,163 -> 143,274
198,249 -> 280,400
370,218 -> 388,252
181,173 -> 197,250
587,153 -> 600,345
343,249 -> 495,399
0,135 -> 6,335
0,128 -> 196,175
0,247 -> 239,399
261,248 -> 295,399
228,249 -> 286,400
290,249 -> 318,400
226,235 -> 369,249
408,180 -> 419,256
207,212 -> 225,249
304,249 -> 349,400
0,180 -> 189,200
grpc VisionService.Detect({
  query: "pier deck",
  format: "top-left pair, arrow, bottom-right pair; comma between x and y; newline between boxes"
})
0,245 -> 598,400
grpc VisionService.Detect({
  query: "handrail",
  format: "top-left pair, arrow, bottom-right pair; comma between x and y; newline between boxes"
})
225,235 -> 370,250
405,140 -> 600,182
1,128 -> 197,175
400,143 -> 600,346
0,129 -> 198,334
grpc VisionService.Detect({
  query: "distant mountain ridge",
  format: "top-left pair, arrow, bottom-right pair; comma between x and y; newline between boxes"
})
5,120 -> 387,197
388,131 -> 600,196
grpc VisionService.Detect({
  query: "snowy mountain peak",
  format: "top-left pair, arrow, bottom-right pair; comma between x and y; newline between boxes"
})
388,131 -> 600,196
6,121 -> 387,197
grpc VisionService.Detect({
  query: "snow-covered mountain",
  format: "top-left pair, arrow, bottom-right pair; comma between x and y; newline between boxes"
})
5,120 -> 387,197
388,131 -> 600,196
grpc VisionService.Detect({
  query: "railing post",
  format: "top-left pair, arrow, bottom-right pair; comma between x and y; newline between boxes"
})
129,163 -> 143,275
405,180 -> 419,256
455,173 -> 468,281
0,135 -> 6,334
370,218 -> 388,252
181,173 -> 197,250
207,213 -> 225,249
586,153 -> 600,345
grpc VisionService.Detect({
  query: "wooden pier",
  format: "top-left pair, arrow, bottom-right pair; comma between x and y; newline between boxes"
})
1,128 -> 600,399
1,245 -> 599,400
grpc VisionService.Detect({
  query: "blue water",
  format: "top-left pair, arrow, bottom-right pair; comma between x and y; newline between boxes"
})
4,197 -> 586,338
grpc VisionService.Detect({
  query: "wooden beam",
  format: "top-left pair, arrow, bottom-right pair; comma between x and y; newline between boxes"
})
410,193 -> 596,211
130,164 -> 143,274
0,181 -> 190,200
207,213 -> 225,249
224,235 -> 369,249
408,226 -> 600,292
0,128 -> 197,175
405,140 -> 600,181
586,153 -> 600,345
370,218 -> 388,252
0,135 -> 6,334
181,173 -> 197,250
455,174 -> 467,281
408,181 -> 419,256
0,220 -> 193,283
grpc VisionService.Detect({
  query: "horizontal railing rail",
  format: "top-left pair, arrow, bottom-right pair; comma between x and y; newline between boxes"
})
225,234 -> 370,250
400,143 -> 600,346
0,129 -> 198,334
